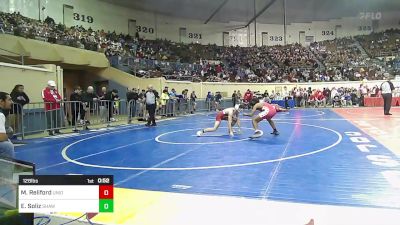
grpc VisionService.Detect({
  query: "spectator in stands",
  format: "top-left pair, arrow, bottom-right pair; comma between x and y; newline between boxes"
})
0,92 -> 14,158
1,11 -> 397,84
9,84 -> 29,135
0,17 -> 4,33
145,85 -> 159,126
42,80 -> 62,136
70,86 -> 86,131
44,16 -> 55,25
3,11 -> 396,84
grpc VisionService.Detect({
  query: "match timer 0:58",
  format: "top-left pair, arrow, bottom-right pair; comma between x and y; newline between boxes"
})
98,177 -> 110,184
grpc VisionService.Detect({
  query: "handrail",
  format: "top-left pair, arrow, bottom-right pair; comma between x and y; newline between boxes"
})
0,46 -> 21,56
0,47 -> 25,65
0,54 -> 23,65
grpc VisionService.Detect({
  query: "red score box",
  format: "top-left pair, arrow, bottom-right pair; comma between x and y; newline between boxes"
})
99,185 -> 114,199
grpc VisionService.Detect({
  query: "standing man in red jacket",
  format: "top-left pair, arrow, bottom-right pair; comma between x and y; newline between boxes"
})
42,80 -> 62,136
243,89 -> 253,109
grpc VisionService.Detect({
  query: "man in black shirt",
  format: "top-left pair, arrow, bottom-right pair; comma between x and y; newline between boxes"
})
215,92 -> 222,110
127,88 -> 139,123
138,89 -> 146,99
190,91 -> 197,114
83,86 -> 98,109
232,91 -> 237,107
323,88 -> 331,105
10,84 -> 29,134
181,89 -> 189,114
127,89 -> 139,102
83,86 -> 98,125
70,86 -> 85,131
137,89 -> 146,120
105,89 -> 119,122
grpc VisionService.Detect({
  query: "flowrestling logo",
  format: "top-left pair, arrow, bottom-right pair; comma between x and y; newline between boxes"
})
359,12 -> 382,20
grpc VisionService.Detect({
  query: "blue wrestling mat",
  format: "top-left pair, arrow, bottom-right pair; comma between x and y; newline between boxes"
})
14,109 -> 400,209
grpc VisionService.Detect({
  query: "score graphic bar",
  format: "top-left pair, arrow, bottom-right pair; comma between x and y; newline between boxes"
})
18,175 -> 113,213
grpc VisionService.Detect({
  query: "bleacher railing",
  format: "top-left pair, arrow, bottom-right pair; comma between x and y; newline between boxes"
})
9,98 -> 235,139
8,94 -> 364,140
114,56 -> 203,74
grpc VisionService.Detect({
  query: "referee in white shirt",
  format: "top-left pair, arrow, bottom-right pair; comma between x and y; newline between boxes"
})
381,75 -> 395,115
145,85 -> 159,126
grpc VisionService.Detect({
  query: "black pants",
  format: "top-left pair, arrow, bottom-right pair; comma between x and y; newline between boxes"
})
128,101 -> 136,119
360,95 -> 365,106
382,93 -> 392,114
284,97 -> 289,108
71,107 -> 86,126
295,97 -> 302,107
46,109 -> 62,132
146,104 -> 156,125
107,101 -> 113,121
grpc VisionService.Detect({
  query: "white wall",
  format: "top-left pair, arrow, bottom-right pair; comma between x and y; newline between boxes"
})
0,0 -> 40,20
162,80 -> 387,98
377,11 -> 400,32
0,63 -> 60,102
0,0 -> 399,47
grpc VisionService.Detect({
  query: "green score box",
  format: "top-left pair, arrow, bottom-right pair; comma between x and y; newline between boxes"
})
99,199 -> 114,212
